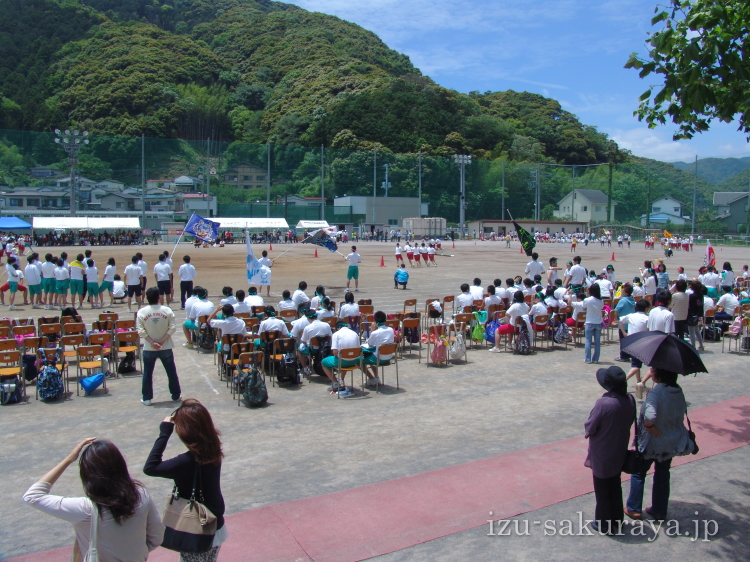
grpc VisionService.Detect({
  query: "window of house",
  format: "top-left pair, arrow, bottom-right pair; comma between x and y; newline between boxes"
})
243,175 -> 252,180
594,206 -> 601,212
581,205 -> 588,212
243,184 -> 252,189
26,198 -> 40,206
168,201 -> 173,206
9,198 -> 22,207
256,175 -> 266,181
388,219 -> 398,225
653,207 -> 661,212
674,207 -> 680,213
116,202 -> 123,209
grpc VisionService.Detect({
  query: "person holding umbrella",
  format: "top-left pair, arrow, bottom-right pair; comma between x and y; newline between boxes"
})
584,366 -> 635,534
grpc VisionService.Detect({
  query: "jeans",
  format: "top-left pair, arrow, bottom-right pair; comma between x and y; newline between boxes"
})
142,349 -> 181,401
585,324 -> 601,362
180,281 -> 193,308
688,324 -> 703,348
626,458 -> 672,518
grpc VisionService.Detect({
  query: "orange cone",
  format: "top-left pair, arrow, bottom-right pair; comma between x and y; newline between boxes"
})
269,243 -> 273,251
314,248 -> 318,258
611,252 -> 615,261
380,256 -> 385,267
452,241 -> 455,249
519,246 -> 524,254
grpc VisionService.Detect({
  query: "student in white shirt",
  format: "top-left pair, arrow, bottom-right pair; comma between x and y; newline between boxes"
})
292,281 -> 310,311
321,321 -> 360,395
720,262 -> 735,289
484,285 -> 503,316
41,253 -> 58,310
565,256 -> 587,288
112,274 -> 126,299
232,290 -> 251,314
277,290 -> 297,311
99,257 -> 117,307
220,287 -> 238,306
84,259 -> 102,309
594,275 -> 614,299
620,299 -> 651,395
54,258 -> 70,309
469,279 -> 484,301
182,287 -> 215,348
153,254 -> 173,306
338,291 -> 360,320
25,255 -> 43,309
243,286 -> 265,314
715,286 -> 739,320
647,290 -> 675,333
177,255 -> 197,309
489,291 -> 530,351
259,250 -> 273,297
5,258 -> 22,311
299,310 -> 333,376
493,278 -> 507,302
528,292 -> 549,323
582,283 -> 604,363
456,284 -> 474,312
124,256 -> 143,312
208,304 -> 248,353
136,252 -> 147,292
547,257 -> 562,287
257,306 -> 288,336
309,285 -> 327,311
525,252 -> 545,279
316,297 -> 336,320
344,245 -> 362,291
362,311 -> 394,386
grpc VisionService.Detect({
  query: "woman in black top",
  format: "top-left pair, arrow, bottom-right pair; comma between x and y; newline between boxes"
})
144,399 -> 226,562
687,281 -> 706,351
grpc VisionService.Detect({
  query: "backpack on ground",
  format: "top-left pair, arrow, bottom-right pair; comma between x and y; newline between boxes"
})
117,351 -> 137,374
275,352 -> 300,385
450,332 -> 466,360
404,325 -> 420,344
197,323 -> 216,352
240,365 -> 268,407
514,322 -> 532,355
553,321 -> 570,344
312,337 -> 332,377
1,374 -> 22,404
38,349 -> 64,401
485,321 -> 499,344
704,325 -> 721,341
23,354 -> 39,382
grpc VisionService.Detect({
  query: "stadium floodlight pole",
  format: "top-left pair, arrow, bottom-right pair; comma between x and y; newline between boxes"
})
54,128 -> 88,216
418,152 -> 422,215
382,163 -> 390,197
692,155 -> 697,235
320,145 -> 325,221
453,154 -> 471,238
141,134 -> 146,229
266,142 -> 271,218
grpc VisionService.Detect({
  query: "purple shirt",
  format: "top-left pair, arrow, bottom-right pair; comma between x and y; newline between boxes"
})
584,392 -> 635,478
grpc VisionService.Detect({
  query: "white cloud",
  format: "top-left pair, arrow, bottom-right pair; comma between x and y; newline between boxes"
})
610,128 -> 698,161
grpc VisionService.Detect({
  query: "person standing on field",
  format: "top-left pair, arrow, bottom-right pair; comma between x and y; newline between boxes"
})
125,256 -> 144,313
177,255 -> 196,310
136,287 -> 181,406
345,245 -> 362,292
153,254 -> 172,306
259,250 -> 273,297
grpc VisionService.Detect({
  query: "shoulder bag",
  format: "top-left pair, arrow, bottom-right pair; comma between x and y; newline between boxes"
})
686,410 -> 700,455
161,464 -> 217,553
71,499 -> 99,562
622,395 -> 651,475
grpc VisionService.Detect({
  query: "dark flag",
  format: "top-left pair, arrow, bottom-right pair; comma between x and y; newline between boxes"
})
513,221 -> 536,256
301,229 -> 338,253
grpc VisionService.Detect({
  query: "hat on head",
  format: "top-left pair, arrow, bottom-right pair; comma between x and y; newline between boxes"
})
596,366 -> 626,391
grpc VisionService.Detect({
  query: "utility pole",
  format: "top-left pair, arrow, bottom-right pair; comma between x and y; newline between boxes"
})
607,161 -> 613,224
646,164 -> 651,229
501,159 -> 505,220
382,163 -> 390,197
266,142 -> 271,218
54,129 -> 88,216
453,154 -> 471,237
373,149 -> 377,227
536,162 -> 541,220
206,138 -> 211,217
320,145 -> 325,221
141,134 -> 146,227
417,152 -> 422,216
691,155 -> 697,235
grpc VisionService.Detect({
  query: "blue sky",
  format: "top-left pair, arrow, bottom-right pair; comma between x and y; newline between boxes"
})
287,0 -> 750,163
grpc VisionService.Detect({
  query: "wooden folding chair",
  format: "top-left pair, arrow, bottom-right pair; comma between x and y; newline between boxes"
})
13,325 -> 36,339
235,312 -> 251,319
88,333 -> 113,375
62,322 -> 85,337
252,306 -> 266,318
244,317 -> 260,336
76,345 -> 106,396
0,319 -> 10,329
531,314 -> 551,351
226,342 -> 254,389
92,320 -> 115,334
400,317 -> 421,361
365,342 -> 399,391
0,326 -> 10,339
218,334 -> 245,381
115,319 -> 135,332
21,337 -> 48,387
453,312 -> 474,349
357,299 -> 372,306
37,347 -> 66,399
0,350 -> 23,400
236,351 -> 265,405
39,323 -> 62,343
426,324 -> 452,366
279,309 -> 297,322
269,337 -> 295,387
572,312 -> 586,347
114,330 -> 141,373
99,312 -> 119,323
442,295 -> 455,317
333,347 -> 363,398
37,316 -> 60,327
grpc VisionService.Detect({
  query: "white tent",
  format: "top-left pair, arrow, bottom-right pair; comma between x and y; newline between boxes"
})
212,218 -> 289,229
296,220 -> 330,229
32,217 -> 141,230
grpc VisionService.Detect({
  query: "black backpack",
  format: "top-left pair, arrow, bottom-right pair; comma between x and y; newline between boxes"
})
1,374 -> 22,405
241,366 -> 268,407
197,323 -> 216,352
274,352 -> 299,384
312,337 -> 332,377
514,322 -> 532,355
23,354 -> 39,382
117,351 -> 137,374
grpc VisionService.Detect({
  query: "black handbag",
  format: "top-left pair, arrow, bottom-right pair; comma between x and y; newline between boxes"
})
686,411 -> 699,455
622,395 -> 651,475
686,315 -> 700,327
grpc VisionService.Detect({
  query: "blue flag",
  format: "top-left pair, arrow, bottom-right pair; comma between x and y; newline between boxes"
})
184,213 -> 220,242
302,229 -> 338,253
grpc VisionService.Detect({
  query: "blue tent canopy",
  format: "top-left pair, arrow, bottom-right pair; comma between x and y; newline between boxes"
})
0,216 -> 32,229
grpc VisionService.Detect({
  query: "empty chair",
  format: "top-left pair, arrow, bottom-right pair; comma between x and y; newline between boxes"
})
99,312 -> 118,323
400,317 -> 421,362
76,345 -> 106,397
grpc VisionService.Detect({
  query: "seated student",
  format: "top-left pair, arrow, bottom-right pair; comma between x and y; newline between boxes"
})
208,303 -> 247,352
493,279 -> 507,303
362,310 -> 395,387
299,309 -> 332,376
183,286 -> 199,318
503,278 -> 517,307
394,264 -> 409,289
278,290 -> 297,311
631,277 -> 645,298
233,290 -> 251,314
182,286 -> 214,348
528,292 -> 548,323
292,281 -> 310,311
488,291 -> 530,352
310,285 -> 327,310
321,320 -> 360,396
469,278 -> 484,301
565,289 -> 587,339
456,283 -> 474,312
220,286 -> 237,306
715,285 -> 740,320
553,279 -> 568,303
244,286 -> 265,309
595,273 -> 613,299
258,306 -> 288,337
484,285 -> 503,317
112,274 -> 127,300
338,291 -> 360,320
521,278 -> 535,297
543,286 -> 559,310
317,297 -> 336,320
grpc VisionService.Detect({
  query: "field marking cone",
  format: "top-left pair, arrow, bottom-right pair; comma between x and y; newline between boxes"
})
314,248 -> 318,258
452,240 -> 455,249
270,243 -> 273,251
380,256 -> 385,267
519,246 -> 524,254
611,252 -> 615,261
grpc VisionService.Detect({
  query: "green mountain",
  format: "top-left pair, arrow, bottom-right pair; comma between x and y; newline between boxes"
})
672,156 -> 750,185
719,168 -> 750,192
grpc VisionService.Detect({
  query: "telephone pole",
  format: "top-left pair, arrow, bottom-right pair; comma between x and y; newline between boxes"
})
54,129 -> 89,216
453,154 -> 472,236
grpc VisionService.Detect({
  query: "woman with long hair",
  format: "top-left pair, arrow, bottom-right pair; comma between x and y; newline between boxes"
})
144,399 -> 226,562
24,438 -> 163,561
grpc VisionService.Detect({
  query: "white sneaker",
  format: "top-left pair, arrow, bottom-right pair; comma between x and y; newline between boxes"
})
489,347 -> 501,353
141,399 -> 152,406
366,377 -> 380,387
8,305 -> 17,311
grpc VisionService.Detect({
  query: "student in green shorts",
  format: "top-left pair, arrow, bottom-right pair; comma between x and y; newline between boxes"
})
69,253 -> 86,308
54,258 -> 70,309
40,253 -> 58,310
25,254 -> 43,309
85,258 -> 102,309
344,245 -> 362,292
5,258 -> 21,311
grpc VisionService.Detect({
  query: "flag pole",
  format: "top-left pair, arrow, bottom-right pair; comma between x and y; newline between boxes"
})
170,212 -> 194,259
270,234 -> 314,262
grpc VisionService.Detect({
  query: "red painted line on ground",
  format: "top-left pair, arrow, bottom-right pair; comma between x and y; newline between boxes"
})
10,395 -> 750,562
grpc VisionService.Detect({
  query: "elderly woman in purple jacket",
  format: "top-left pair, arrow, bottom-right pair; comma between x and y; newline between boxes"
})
584,366 -> 635,534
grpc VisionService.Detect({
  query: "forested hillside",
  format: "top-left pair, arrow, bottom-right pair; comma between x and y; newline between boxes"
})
672,156 -> 750,185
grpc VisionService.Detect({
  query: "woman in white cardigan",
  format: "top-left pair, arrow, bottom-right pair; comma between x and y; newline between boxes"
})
23,438 -> 164,562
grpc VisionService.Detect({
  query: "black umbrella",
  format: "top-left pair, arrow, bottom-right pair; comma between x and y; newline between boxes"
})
620,330 -> 707,375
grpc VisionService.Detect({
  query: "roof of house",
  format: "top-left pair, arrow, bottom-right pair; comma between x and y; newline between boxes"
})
182,193 -> 214,199
224,161 -> 265,171
7,190 -> 67,197
713,192 -> 748,206
652,195 -> 683,204
559,189 -> 616,205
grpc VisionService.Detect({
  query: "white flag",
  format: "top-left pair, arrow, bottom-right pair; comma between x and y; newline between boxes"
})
246,231 -> 272,286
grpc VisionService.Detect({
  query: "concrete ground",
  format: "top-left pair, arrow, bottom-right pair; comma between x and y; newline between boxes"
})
1,239 -> 748,561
